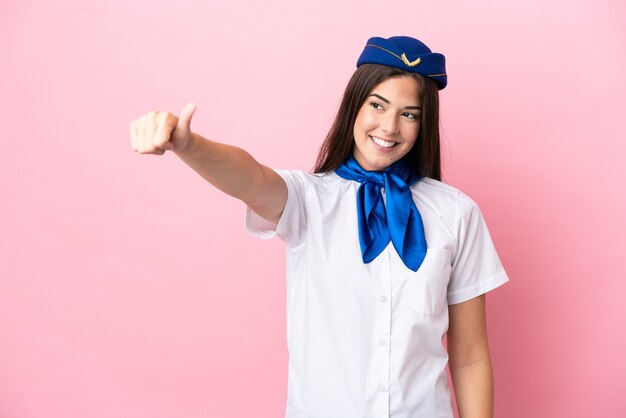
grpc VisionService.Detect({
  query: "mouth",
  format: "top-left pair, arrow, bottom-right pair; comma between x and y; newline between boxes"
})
370,136 -> 398,148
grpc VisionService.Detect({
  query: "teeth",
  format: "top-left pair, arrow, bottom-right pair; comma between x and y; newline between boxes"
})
371,136 -> 397,148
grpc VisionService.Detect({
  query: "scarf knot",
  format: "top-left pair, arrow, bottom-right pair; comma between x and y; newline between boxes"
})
335,155 -> 427,272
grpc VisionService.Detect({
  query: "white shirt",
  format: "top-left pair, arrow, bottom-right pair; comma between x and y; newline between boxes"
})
245,170 -> 509,418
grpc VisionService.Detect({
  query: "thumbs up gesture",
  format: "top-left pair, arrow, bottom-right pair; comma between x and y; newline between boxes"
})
130,103 -> 197,155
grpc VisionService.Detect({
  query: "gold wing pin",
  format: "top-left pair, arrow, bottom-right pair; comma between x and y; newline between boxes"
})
401,53 -> 421,67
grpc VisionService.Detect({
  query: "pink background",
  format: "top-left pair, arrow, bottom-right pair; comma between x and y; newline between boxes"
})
2,0 -> 625,417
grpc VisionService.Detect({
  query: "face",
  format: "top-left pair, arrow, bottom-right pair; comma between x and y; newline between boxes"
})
352,76 -> 422,171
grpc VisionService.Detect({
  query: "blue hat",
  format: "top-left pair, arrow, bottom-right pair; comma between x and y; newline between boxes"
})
356,36 -> 447,90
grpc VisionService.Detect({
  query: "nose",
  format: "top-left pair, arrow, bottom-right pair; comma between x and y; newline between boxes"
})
380,112 -> 399,135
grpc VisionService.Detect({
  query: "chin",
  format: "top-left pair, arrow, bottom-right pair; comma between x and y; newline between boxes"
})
364,158 -> 395,171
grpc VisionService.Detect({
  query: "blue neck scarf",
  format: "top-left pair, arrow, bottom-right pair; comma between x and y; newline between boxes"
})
335,155 -> 427,272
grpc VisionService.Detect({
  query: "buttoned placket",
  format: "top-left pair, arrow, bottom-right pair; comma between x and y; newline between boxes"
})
371,243 -> 393,418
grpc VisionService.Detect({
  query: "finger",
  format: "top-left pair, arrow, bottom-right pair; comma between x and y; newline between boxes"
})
138,115 -> 148,153
160,141 -> 174,151
178,102 -> 197,131
154,112 -> 176,151
146,111 -> 160,153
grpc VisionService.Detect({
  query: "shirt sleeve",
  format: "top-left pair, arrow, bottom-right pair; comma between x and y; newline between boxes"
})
244,169 -> 307,245
447,191 -> 509,305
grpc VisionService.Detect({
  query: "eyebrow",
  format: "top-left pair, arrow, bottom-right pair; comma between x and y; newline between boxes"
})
369,93 -> 421,110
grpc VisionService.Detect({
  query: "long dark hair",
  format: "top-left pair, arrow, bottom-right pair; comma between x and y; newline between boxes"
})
313,64 -> 441,180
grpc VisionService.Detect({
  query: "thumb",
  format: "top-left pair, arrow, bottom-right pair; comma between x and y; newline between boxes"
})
177,102 -> 197,131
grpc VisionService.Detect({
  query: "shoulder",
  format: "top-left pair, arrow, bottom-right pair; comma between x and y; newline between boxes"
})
275,169 -> 351,190
414,177 -> 461,198
413,177 -> 480,218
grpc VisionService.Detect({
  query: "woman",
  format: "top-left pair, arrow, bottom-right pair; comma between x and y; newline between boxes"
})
130,36 -> 509,418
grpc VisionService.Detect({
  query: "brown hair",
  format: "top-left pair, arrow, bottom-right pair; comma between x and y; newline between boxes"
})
313,64 -> 441,180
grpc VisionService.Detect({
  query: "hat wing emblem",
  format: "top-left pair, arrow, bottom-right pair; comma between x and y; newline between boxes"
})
401,53 -> 421,67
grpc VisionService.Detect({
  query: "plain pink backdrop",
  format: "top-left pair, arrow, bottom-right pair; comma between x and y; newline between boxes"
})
1,0 -> 625,417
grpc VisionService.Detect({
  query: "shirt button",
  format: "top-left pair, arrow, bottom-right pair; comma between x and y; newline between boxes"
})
379,338 -> 387,346
379,384 -> 389,392
380,295 -> 388,302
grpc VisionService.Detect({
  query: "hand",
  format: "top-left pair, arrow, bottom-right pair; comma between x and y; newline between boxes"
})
130,103 -> 197,155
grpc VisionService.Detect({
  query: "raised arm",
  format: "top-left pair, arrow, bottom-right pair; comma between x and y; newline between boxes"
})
129,103 -> 287,224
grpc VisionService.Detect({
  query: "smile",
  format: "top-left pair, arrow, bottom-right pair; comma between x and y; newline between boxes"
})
370,136 -> 398,148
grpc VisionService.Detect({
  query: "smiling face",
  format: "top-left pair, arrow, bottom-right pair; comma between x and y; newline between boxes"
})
352,76 -> 422,171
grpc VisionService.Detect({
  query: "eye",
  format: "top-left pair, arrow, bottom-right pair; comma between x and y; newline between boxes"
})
369,101 -> 384,110
402,112 -> 418,120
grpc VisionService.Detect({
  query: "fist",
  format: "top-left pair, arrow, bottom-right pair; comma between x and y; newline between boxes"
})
130,103 -> 197,155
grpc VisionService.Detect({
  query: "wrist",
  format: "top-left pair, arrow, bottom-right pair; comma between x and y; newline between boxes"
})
176,131 -> 197,155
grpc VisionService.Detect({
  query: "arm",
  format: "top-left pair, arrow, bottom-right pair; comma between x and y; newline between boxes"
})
447,294 -> 494,418
130,103 -> 287,224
